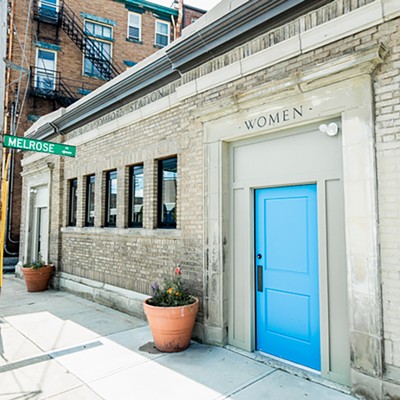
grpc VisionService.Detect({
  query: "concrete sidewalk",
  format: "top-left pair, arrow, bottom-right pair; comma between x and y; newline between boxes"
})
0,275 -> 356,400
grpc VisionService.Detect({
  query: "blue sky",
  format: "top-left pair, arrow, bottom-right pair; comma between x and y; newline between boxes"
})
152,0 -> 222,11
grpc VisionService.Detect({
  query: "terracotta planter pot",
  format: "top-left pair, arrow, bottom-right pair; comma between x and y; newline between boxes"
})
22,265 -> 54,292
144,297 -> 199,352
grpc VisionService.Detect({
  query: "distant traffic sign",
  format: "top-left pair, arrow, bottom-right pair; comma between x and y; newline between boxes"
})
3,135 -> 76,157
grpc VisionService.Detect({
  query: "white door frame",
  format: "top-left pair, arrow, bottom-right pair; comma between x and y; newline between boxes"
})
23,171 -> 51,265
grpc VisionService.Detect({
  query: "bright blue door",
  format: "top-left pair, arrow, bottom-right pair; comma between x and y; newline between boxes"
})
255,184 -> 320,370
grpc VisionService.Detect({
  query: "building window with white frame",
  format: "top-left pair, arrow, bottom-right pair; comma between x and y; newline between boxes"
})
155,20 -> 170,48
83,20 -> 112,79
35,48 -> 57,94
127,12 -> 141,42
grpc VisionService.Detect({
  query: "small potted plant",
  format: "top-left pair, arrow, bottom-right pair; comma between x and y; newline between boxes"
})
21,258 -> 54,292
144,266 -> 199,352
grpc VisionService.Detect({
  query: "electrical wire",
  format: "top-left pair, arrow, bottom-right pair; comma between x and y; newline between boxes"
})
11,0 -> 33,133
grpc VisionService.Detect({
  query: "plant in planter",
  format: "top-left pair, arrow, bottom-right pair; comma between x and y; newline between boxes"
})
22,258 -> 54,292
144,266 -> 199,352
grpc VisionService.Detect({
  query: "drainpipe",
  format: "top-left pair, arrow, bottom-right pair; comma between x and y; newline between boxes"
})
176,0 -> 183,39
171,13 -> 176,41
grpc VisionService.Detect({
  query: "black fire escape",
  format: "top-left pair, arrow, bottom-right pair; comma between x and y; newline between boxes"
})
31,0 -> 122,105
30,67 -> 98,107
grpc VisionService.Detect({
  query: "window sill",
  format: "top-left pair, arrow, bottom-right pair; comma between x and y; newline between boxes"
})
61,226 -> 181,238
153,44 -> 167,49
126,37 -> 143,44
82,73 -> 108,81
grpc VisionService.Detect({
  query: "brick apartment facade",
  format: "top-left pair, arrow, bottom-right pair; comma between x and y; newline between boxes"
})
1,0 -> 204,259
17,0 -> 400,398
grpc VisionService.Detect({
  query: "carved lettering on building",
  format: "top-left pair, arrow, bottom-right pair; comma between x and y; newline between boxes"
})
244,106 -> 303,131
74,82 -> 180,137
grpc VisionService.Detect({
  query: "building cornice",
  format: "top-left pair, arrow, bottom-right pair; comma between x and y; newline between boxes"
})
167,0 -> 305,70
113,0 -> 178,17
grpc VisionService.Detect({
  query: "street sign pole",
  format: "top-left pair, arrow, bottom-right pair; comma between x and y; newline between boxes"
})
0,149 -> 11,290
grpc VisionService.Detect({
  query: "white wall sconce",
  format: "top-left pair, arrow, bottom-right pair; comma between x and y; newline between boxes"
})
319,122 -> 339,136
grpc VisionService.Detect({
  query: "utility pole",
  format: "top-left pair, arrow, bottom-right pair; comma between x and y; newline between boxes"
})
0,0 -> 8,289
0,0 -> 7,136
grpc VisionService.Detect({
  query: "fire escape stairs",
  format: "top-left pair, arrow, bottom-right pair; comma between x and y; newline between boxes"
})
57,79 -> 79,107
33,0 -> 122,81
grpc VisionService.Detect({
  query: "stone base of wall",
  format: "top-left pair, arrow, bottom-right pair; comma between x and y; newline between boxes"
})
54,272 -> 205,342
57,272 -> 148,320
351,369 -> 400,400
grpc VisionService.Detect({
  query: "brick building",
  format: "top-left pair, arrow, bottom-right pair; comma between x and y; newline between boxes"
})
17,0 -> 400,398
1,0 -> 204,261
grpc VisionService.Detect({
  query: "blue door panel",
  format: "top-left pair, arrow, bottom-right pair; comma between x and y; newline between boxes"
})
255,184 -> 320,370
266,196 -> 309,273
266,290 -> 311,342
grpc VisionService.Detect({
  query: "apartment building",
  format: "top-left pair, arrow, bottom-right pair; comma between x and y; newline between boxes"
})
1,0 -> 204,261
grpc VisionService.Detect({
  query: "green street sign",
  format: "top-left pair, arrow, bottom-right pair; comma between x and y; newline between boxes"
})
3,135 -> 76,157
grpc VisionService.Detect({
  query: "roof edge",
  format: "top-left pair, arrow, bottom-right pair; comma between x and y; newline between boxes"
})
27,0 -> 307,139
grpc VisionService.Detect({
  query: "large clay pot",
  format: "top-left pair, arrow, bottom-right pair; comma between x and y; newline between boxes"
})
144,297 -> 199,352
22,265 -> 54,292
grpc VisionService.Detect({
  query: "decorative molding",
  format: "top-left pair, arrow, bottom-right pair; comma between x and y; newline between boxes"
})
80,12 -> 117,26
34,41 -> 61,52
114,0 -> 178,18
239,44 -> 387,105
123,60 -> 137,67
192,44 -> 387,122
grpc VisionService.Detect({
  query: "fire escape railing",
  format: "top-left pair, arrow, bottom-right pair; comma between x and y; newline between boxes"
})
33,0 -> 122,81
33,0 -> 60,25
30,67 -> 98,107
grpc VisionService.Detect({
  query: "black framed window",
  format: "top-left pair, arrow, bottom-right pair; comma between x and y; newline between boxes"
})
68,178 -> 78,226
158,157 -> 177,228
128,165 -> 143,227
85,175 -> 95,226
105,170 -> 117,227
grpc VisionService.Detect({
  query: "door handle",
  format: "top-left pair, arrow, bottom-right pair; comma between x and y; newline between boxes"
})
257,265 -> 263,292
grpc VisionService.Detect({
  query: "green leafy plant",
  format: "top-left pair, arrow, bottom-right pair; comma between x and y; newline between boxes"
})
23,257 -> 47,270
147,266 -> 196,307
